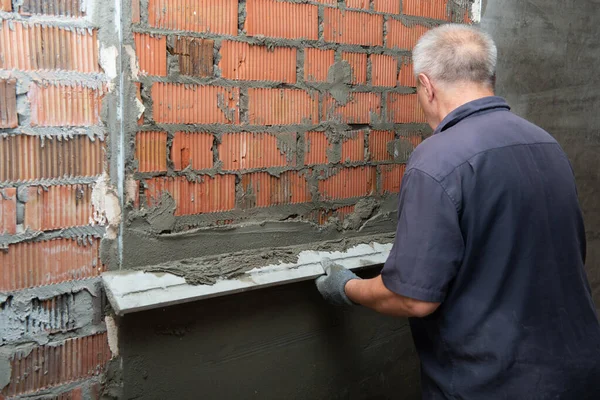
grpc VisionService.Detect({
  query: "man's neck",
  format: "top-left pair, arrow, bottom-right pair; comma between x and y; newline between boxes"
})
435,83 -> 495,127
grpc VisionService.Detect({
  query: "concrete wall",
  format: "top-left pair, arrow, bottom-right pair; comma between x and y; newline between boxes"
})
116,1 -> 600,399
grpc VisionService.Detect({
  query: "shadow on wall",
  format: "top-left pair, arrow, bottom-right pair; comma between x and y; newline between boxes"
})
119,269 -> 421,400
481,0 -> 600,307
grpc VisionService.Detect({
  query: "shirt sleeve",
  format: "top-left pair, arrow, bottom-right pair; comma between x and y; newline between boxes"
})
381,168 -> 464,303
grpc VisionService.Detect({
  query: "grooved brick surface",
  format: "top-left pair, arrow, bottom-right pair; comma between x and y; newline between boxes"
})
398,56 -> 417,87
171,131 -> 214,171
341,131 -> 366,162
380,164 -> 406,193
19,0 -> 84,16
220,41 -> 297,83
386,93 -> 426,123
0,79 -> 18,128
322,93 -> 382,124
374,0 -> 401,13
2,333 -> 111,397
304,48 -> 335,82
342,52 -> 368,84
245,0 -> 318,40
403,0 -> 449,20
371,54 -> 398,87
23,184 -> 94,231
0,135 -> 104,182
305,131 -> 330,165
0,237 -> 102,295
241,171 -> 311,208
219,132 -> 295,170
148,0 -> 238,35
0,23 -> 99,72
248,88 -> 319,125
136,131 -> 168,172
1,0 -> 11,11
0,188 -> 17,235
29,83 -> 104,127
386,19 -> 430,50
369,130 -> 395,161
323,8 -> 383,46
318,167 -> 376,200
152,83 -> 240,124
172,36 -> 214,77
145,175 -> 236,215
134,33 -> 167,76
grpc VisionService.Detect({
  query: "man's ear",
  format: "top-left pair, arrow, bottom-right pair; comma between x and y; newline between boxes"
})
418,73 -> 434,102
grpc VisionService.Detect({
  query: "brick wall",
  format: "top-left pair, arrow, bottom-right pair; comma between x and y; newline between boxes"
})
126,0 -> 471,265
0,0 -> 115,398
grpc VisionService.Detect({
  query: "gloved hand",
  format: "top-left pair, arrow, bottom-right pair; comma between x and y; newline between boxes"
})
315,258 -> 361,306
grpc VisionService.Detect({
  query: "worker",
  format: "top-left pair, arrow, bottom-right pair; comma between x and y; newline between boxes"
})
316,24 -> 600,399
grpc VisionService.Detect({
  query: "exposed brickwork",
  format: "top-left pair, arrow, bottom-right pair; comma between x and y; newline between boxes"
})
319,167 -> 376,200
341,130 -> 366,162
220,41 -> 297,83
398,56 -> 417,87
1,333 -> 111,397
172,36 -> 214,77
403,0 -> 450,21
304,48 -> 335,82
322,93 -> 382,124
369,130 -> 395,161
323,8 -> 383,46
19,0 -> 85,16
136,131 -> 168,172
248,88 -> 319,125
0,79 -> 18,128
0,188 -> 17,235
386,19 -> 430,50
241,171 -> 311,208
305,131 -> 330,166
342,52 -> 368,85
134,33 -> 167,76
0,238 -> 103,292
245,0 -> 318,40
29,83 -> 104,127
386,93 -> 426,123
219,132 -> 295,170
380,164 -> 407,193
171,131 -> 214,171
371,54 -> 398,87
148,0 -> 238,35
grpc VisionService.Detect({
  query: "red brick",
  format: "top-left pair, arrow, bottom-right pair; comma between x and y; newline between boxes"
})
0,79 -> 17,129
172,36 -> 214,77
398,56 -> 417,87
314,0 -> 336,3
23,184 -> 93,231
402,133 -> 423,148
0,135 -> 104,182
132,0 -> 141,23
248,88 -> 318,125
374,0 -> 400,13
219,132 -> 295,170
305,131 -> 330,165
346,0 -> 369,9
0,237 -> 102,293
220,41 -> 296,83
386,93 -> 426,123
29,83 -> 104,127
0,23 -> 99,72
49,382 -> 101,400
322,93 -> 381,124
2,333 -> 111,397
304,48 -> 335,83
171,132 -> 214,171
318,166 -> 376,200
152,83 -> 239,124
369,130 -> 394,161
19,0 -> 84,16
0,188 -> 17,235
136,131 -> 168,172
1,0 -> 11,11
148,0 -> 238,35
134,33 -> 167,76
386,19 -> 429,50
323,8 -> 383,46
342,52 -> 367,84
145,175 -> 236,215
380,164 -> 406,193
308,205 -> 355,225
246,0 -> 318,40
341,130 -> 365,162
371,54 -> 398,87
241,171 -> 310,208
403,0 -> 449,21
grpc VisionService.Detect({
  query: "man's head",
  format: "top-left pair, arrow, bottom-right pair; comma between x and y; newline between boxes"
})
413,24 -> 498,129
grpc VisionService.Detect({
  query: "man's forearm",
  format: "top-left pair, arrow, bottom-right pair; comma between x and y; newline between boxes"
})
345,275 -> 440,318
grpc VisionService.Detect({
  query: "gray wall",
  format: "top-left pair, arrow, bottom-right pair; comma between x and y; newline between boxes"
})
117,1 -> 600,398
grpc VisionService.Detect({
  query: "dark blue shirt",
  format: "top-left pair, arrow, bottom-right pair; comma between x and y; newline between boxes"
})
382,97 -> 600,399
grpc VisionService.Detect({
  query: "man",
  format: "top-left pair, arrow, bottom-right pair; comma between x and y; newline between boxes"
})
316,24 -> 600,399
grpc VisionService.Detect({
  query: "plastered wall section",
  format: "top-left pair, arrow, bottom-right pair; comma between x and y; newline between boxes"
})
0,0 -> 119,398
121,0 -> 474,269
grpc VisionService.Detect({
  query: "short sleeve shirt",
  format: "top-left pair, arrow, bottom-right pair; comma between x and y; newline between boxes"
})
382,97 -> 600,399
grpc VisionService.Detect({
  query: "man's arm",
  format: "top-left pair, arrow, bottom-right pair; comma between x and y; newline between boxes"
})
315,260 -> 440,318
345,275 -> 440,318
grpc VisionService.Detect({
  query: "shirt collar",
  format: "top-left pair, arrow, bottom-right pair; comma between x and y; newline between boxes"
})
433,96 -> 511,135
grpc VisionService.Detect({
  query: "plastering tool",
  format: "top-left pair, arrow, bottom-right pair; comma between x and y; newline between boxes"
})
102,242 -> 392,315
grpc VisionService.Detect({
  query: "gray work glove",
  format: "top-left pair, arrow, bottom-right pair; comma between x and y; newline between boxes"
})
315,258 -> 361,306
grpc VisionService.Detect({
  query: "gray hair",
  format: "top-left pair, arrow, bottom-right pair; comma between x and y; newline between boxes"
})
413,24 -> 497,87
